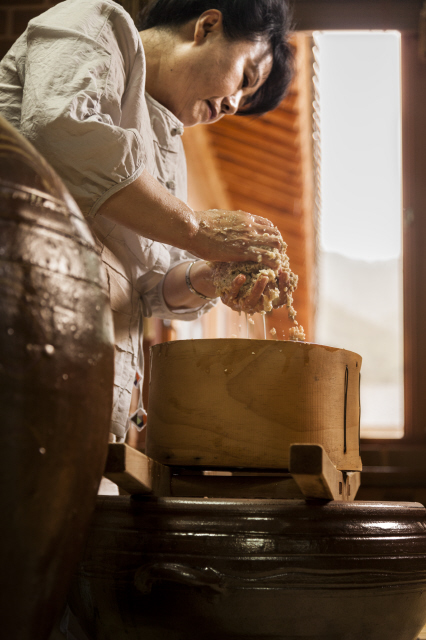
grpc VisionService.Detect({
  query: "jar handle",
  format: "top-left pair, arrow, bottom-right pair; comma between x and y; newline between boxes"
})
134,562 -> 302,594
134,562 -> 227,595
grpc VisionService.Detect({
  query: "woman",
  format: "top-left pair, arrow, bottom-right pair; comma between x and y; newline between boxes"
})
0,0 -> 293,441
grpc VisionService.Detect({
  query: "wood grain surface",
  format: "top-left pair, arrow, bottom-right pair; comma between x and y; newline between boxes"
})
291,0 -> 422,32
104,444 -> 171,496
289,443 -> 360,500
146,339 -> 362,471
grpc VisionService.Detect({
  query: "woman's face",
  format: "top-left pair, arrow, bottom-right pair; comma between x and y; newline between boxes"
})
150,11 -> 273,127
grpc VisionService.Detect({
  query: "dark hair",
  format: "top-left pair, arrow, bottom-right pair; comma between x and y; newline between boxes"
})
137,0 -> 294,117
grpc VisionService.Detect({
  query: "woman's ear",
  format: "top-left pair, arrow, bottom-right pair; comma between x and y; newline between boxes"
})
193,9 -> 223,44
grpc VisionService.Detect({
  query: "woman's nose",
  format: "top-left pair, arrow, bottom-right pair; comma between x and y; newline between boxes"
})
221,93 -> 240,115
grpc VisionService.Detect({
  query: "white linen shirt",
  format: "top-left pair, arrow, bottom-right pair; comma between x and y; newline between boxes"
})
0,0 -> 216,437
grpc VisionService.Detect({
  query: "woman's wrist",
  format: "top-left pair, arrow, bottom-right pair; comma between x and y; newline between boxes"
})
187,260 -> 218,300
162,260 -> 217,310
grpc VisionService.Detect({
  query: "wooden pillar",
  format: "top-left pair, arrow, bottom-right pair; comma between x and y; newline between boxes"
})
292,33 -> 317,340
401,32 -> 426,440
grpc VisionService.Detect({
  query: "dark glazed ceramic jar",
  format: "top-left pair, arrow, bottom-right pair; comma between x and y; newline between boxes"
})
70,496 -> 426,640
0,115 -> 114,640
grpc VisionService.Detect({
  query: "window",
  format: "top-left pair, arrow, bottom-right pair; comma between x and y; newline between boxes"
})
313,32 -> 404,438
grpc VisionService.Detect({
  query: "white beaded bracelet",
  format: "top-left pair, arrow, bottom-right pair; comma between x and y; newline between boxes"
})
185,261 -> 217,301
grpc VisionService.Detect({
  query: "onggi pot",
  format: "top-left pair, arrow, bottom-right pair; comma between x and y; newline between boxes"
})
0,115 -> 115,640
69,496 -> 426,640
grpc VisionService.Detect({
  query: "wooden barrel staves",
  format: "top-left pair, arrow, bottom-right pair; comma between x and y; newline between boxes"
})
146,339 -> 362,471
0,115 -> 115,640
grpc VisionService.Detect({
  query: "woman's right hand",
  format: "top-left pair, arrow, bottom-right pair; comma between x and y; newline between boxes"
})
191,209 -> 284,268
98,171 -> 284,268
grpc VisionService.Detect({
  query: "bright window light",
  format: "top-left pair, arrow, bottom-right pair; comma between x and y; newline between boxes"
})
314,31 -> 403,438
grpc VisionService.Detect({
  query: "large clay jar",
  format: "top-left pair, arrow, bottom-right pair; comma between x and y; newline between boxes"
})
0,115 -> 114,639
70,496 -> 426,640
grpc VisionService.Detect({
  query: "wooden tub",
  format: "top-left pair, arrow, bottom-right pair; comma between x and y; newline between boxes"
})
146,339 -> 362,471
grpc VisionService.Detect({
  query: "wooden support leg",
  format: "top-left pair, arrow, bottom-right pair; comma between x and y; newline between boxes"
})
289,443 -> 361,501
104,443 -> 171,496
104,443 -> 361,501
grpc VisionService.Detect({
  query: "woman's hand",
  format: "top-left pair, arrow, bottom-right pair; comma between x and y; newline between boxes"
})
221,274 -> 267,313
220,269 -> 289,314
99,171 -> 284,269
191,209 -> 284,269
163,260 -> 289,315
272,269 -> 290,309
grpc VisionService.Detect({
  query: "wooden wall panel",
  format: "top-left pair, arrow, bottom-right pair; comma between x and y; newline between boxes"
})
182,125 -> 232,211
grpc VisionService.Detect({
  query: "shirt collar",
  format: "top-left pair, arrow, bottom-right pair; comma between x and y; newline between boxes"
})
145,92 -> 184,143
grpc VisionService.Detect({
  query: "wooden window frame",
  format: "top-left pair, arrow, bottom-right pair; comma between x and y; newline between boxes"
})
292,0 -> 426,448
291,0 -> 423,33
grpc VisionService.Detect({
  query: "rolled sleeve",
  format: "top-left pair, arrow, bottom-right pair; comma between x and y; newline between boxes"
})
142,247 -> 218,320
18,18 -> 146,216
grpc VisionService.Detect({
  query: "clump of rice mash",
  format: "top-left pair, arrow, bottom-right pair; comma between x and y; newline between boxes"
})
209,242 -> 304,340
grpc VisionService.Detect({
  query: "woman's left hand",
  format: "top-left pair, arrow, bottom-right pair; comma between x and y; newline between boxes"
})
220,274 -> 267,313
163,260 -> 289,314
221,269 -> 289,314
271,269 -> 290,309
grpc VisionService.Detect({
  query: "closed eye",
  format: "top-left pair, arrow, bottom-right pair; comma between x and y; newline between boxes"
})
242,73 -> 249,89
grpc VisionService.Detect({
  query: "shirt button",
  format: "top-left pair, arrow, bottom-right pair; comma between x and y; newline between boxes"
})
171,126 -> 184,136
166,180 -> 176,190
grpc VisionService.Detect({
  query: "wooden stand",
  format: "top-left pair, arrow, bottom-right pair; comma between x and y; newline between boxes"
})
289,443 -> 361,501
104,443 -> 360,501
105,444 -> 170,496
